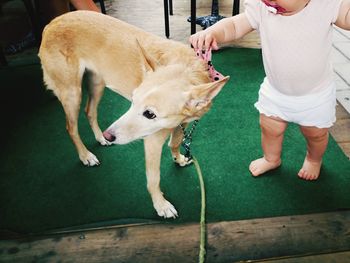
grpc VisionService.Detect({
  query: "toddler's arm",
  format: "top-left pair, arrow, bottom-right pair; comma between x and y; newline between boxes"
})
335,0 -> 350,29
189,13 -> 254,50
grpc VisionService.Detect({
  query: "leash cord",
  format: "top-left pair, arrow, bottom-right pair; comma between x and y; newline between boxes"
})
193,156 -> 206,263
180,122 -> 206,262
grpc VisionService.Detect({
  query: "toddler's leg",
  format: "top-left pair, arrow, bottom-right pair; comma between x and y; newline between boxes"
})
249,114 -> 288,176
298,126 -> 329,180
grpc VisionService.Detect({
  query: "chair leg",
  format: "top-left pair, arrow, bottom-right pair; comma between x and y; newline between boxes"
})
98,0 -> 106,14
232,0 -> 240,16
169,0 -> 173,15
190,0 -> 196,35
163,0 -> 170,38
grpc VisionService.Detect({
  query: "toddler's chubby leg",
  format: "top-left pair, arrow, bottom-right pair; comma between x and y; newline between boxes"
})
298,126 -> 329,180
250,114 -> 288,176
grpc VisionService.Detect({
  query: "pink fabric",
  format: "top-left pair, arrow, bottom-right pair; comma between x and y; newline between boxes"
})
194,48 -> 225,82
261,0 -> 287,14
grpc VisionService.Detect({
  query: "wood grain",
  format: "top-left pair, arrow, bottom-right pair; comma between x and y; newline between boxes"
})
1,211 -> 350,263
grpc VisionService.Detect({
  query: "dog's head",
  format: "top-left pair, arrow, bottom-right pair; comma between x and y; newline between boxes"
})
103,42 -> 229,144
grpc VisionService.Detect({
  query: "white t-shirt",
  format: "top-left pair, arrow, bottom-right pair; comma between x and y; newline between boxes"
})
244,0 -> 343,96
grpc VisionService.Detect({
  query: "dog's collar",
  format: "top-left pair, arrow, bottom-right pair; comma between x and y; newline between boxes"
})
194,48 -> 225,82
180,120 -> 199,161
179,49 -> 223,161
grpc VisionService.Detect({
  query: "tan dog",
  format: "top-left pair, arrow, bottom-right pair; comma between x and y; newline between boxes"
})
39,11 -> 229,218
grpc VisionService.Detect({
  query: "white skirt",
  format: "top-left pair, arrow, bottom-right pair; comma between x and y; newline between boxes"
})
254,78 -> 336,128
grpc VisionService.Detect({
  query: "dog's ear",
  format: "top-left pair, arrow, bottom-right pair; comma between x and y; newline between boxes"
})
136,39 -> 159,72
184,76 -> 229,117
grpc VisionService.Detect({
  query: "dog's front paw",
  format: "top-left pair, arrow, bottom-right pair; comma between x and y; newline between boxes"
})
80,151 -> 100,166
97,136 -> 112,146
173,154 -> 193,167
154,199 -> 178,218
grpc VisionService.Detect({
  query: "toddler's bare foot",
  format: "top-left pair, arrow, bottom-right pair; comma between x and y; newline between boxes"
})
298,158 -> 321,180
249,157 -> 281,177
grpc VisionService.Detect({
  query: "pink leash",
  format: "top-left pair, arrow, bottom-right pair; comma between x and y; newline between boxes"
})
194,48 -> 225,82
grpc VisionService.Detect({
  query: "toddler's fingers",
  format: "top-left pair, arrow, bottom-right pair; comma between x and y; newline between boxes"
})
189,34 -> 197,48
204,34 -> 215,50
189,33 -> 202,50
189,35 -> 196,48
211,39 -> 219,50
196,33 -> 206,51
189,32 -> 215,51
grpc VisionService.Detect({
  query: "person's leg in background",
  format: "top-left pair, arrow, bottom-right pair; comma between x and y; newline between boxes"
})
70,0 -> 100,12
1,0 -> 44,55
3,0 -> 100,56
35,0 -> 70,30
35,0 -> 101,41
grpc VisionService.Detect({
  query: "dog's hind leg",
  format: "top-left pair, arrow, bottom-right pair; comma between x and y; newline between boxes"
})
84,71 -> 110,146
168,125 -> 193,166
144,129 -> 178,218
61,84 -> 100,166
42,58 -> 100,166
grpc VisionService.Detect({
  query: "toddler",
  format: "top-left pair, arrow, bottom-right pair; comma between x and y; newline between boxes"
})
190,0 -> 350,180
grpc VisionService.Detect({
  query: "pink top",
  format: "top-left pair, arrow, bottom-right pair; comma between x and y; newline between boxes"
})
245,0 -> 343,96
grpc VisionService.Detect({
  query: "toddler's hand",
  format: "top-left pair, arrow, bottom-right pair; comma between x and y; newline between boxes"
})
189,31 -> 219,51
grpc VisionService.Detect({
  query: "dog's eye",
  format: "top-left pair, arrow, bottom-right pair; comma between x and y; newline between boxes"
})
143,110 -> 156,119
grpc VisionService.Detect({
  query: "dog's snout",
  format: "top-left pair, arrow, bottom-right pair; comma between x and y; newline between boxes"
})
103,130 -> 116,142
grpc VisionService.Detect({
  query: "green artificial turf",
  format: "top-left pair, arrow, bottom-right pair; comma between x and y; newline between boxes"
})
0,48 -> 349,235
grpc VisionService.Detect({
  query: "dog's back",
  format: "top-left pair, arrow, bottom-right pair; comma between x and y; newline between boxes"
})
39,10 -> 201,98
39,11 -> 155,96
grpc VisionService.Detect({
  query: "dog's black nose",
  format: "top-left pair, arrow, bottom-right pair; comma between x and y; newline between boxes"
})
103,131 -> 116,142
107,135 -> 116,142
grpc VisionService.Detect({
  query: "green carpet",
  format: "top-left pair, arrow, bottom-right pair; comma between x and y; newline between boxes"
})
1,48 -> 349,235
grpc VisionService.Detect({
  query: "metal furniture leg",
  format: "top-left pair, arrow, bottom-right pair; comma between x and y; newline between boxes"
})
233,0 -> 240,15
98,0 -> 106,14
163,0 -> 170,38
190,0 -> 196,34
169,0 -> 173,15
188,0 -> 224,31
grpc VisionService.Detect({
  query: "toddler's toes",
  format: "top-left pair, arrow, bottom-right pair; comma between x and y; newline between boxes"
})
249,162 -> 263,176
298,158 -> 321,181
249,157 -> 281,177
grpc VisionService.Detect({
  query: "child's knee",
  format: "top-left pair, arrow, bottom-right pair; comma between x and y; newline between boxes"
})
300,126 -> 329,142
260,114 -> 287,137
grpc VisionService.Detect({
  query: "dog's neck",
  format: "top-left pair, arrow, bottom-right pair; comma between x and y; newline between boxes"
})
142,39 -> 212,85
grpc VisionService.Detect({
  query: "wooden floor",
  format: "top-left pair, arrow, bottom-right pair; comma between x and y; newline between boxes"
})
1,211 -> 350,262
1,1 -> 350,262
330,104 -> 350,159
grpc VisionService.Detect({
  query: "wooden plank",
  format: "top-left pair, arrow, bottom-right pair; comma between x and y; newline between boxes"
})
338,142 -> 350,159
1,211 -> 350,263
337,90 -> 350,114
252,251 -> 350,263
330,119 -> 350,143
335,103 -> 350,120
330,104 -> 350,158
